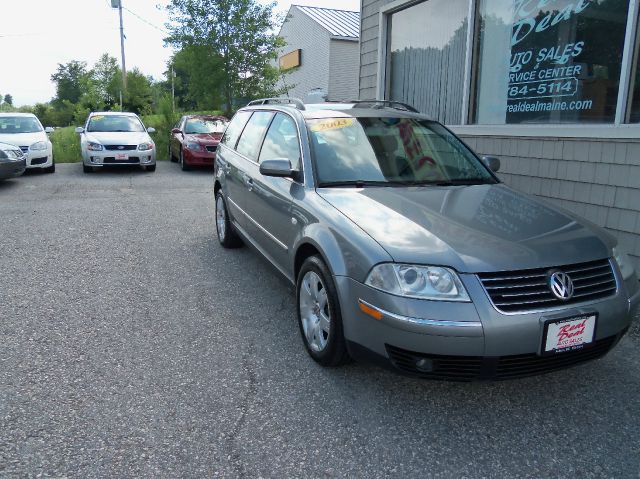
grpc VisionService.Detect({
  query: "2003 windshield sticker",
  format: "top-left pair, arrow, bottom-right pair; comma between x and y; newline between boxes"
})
309,118 -> 354,133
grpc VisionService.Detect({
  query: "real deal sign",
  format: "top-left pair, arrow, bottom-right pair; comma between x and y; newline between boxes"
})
545,315 -> 596,353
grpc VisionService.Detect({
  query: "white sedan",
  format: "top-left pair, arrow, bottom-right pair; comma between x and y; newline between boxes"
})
0,113 -> 55,173
76,112 -> 156,173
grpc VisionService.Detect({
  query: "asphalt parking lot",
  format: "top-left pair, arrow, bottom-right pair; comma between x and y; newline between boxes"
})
1,163 -> 640,478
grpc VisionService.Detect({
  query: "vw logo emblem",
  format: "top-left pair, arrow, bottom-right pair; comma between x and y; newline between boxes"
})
549,271 -> 574,300
117,146 -> 124,150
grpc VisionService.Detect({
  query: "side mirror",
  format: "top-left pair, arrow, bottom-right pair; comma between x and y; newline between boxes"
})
260,158 -> 294,178
171,128 -> 182,135
481,156 -> 500,173
45,127 -> 54,134
75,127 -> 84,134
147,127 -> 156,134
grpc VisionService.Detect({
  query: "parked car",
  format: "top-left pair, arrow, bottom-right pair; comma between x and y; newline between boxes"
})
76,112 -> 156,173
0,113 -> 54,173
169,115 -> 228,170
214,98 -> 640,380
0,141 -> 26,180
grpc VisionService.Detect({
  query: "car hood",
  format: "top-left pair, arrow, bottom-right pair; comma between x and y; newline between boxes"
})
317,184 -> 614,273
85,131 -> 151,145
0,132 -> 47,147
186,133 -> 222,144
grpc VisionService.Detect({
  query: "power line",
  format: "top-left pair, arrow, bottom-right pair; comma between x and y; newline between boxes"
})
123,6 -> 169,34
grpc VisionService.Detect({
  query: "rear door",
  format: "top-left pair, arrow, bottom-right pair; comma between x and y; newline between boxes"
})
242,112 -> 303,277
216,110 -> 253,229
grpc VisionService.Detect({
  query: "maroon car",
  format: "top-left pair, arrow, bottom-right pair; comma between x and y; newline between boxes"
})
169,115 -> 228,170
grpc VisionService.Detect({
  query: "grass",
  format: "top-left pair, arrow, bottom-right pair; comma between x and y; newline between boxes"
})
49,111 -> 224,163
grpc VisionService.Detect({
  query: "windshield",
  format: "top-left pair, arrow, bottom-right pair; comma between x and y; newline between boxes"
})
307,117 -> 496,186
87,115 -> 145,133
185,118 -> 227,134
0,116 -> 43,134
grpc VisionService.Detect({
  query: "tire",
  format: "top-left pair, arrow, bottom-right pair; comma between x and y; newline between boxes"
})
44,160 -> 55,174
145,164 -> 156,172
180,148 -> 190,171
83,163 -> 92,173
296,256 -> 350,367
169,144 -> 177,162
215,191 -> 242,248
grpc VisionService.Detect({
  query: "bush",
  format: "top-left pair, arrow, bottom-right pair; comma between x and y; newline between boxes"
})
50,127 -> 82,163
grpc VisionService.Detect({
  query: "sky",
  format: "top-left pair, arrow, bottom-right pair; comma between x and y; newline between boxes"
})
1,0 -> 360,107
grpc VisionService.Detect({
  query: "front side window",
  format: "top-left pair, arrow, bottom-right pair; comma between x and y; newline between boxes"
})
258,113 -> 301,170
386,0 -> 469,124
307,117 -> 495,186
473,0 -> 629,124
0,116 -> 43,133
87,115 -> 145,132
236,111 -> 274,160
221,111 -> 252,148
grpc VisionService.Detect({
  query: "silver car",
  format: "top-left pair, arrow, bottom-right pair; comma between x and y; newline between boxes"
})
76,112 -> 156,173
214,98 -> 639,380
0,141 -> 26,180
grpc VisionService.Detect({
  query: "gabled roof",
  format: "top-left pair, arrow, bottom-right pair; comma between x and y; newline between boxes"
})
293,5 -> 360,39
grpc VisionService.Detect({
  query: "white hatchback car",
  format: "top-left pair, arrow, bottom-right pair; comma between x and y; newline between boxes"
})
76,111 -> 156,173
0,113 -> 55,173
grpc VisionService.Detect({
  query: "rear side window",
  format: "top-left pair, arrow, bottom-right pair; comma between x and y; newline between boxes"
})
236,111 -> 274,160
258,113 -> 301,170
221,111 -> 252,148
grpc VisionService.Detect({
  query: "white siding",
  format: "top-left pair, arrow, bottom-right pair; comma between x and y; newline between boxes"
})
278,6 -> 332,102
328,39 -> 360,101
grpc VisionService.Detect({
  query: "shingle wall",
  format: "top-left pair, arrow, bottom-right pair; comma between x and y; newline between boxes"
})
328,39 -> 360,101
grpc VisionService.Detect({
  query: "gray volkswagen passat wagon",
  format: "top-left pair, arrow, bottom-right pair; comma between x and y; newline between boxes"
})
214,98 -> 639,380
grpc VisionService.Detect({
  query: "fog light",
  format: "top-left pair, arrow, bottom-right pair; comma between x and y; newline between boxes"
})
91,157 -> 102,164
415,358 -> 433,372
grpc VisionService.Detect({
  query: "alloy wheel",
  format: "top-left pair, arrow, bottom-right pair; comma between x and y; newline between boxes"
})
299,271 -> 330,352
216,195 -> 226,241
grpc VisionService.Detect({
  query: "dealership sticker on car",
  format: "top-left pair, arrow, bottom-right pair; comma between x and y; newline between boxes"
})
543,314 -> 596,354
115,153 -> 129,160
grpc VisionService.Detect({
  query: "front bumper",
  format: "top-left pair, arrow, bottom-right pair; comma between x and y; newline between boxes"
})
25,149 -> 53,169
184,148 -> 215,167
83,148 -> 156,167
0,159 -> 26,179
336,269 -> 635,380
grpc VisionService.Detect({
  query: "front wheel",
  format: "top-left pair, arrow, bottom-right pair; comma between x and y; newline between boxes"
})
180,148 -> 190,171
215,191 -> 242,248
145,164 -> 156,172
44,160 -> 55,174
297,256 -> 350,367
82,163 -> 93,173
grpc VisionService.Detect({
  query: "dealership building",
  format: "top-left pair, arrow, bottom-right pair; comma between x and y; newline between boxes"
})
358,0 -> 640,270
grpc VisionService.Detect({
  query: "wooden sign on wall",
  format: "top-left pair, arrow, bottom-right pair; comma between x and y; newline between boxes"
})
280,49 -> 301,70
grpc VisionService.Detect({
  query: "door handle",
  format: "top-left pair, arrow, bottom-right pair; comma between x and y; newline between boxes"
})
243,175 -> 253,190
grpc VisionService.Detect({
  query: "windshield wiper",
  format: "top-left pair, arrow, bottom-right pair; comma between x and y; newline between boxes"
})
317,180 -> 403,188
405,178 -> 497,186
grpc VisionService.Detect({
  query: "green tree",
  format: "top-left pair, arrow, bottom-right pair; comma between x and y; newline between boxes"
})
92,53 -> 120,108
171,44 -> 225,110
3,94 -> 13,106
122,68 -> 153,115
166,0 -> 284,112
51,61 -> 89,105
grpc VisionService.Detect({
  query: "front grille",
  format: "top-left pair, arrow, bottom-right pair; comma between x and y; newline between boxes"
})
386,333 -> 620,381
205,145 -> 217,152
30,157 -> 48,165
478,259 -> 616,313
19,146 -> 28,153
104,145 -> 137,151
103,157 -> 140,164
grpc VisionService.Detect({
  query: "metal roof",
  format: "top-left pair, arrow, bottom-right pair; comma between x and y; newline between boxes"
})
294,5 -> 360,39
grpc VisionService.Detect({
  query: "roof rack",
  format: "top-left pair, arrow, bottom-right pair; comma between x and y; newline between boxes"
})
347,100 -> 419,113
247,97 -> 306,110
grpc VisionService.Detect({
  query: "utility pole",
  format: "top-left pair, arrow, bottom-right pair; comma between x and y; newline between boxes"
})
171,65 -> 175,113
111,0 -> 127,100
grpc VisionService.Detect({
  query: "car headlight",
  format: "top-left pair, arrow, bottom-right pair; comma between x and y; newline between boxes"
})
87,142 -> 103,151
0,148 -> 22,161
185,142 -> 203,151
365,264 -> 470,301
30,141 -> 48,151
613,246 -> 635,281
138,142 -> 154,151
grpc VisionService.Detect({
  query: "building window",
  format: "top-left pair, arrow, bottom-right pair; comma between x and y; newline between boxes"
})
473,0 -> 630,125
386,0 -> 469,124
